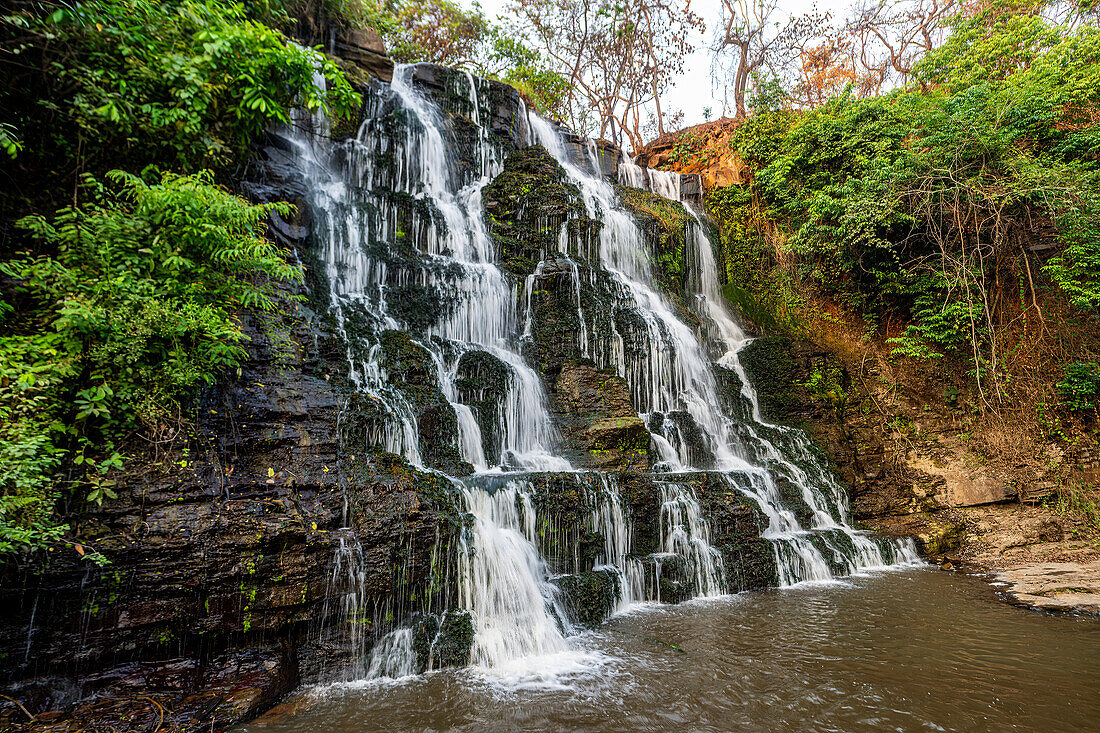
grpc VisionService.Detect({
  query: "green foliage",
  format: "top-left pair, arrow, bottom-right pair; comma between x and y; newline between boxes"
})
732,93 -> 918,313
382,0 -> 488,67
748,72 -> 790,114
251,0 -> 396,32
1050,481 -> 1100,535
0,335 -> 67,555
2,0 -> 359,192
712,9 -> 1100,403
0,171 -> 302,554
799,363 -> 847,410
486,34 -> 571,120
886,278 -> 981,360
705,178 -> 805,337
0,123 -> 22,159
1056,362 -> 1100,411
669,132 -> 703,165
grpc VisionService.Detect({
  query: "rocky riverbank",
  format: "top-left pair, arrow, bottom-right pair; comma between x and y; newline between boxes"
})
732,334 -> 1100,615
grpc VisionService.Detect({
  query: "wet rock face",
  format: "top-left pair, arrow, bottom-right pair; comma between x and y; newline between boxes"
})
0,285 -> 463,728
377,330 -> 471,475
522,473 -> 609,575
737,337 -> 807,425
553,361 -> 651,471
0,647 -> 294,732
525,259 -> 589,374
412,610 -> 474,671
482,145 -> 656,469
454,349 -> 511,466
409,63 -> 530,157
614,185 -> 695,307
482,145 -> 589,277
553,570 -> 621,628
670,473 -> 778,591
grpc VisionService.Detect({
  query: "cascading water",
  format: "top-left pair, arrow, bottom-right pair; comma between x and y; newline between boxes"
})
457,481 -> 573,668
528,114 -> 919,585
658,482 -> 726,598
287,62 -> 919,684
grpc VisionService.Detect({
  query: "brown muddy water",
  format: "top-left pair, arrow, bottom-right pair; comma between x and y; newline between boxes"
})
244,568 -> 1100,732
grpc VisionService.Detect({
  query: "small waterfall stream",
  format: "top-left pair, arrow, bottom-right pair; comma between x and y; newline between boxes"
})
457,481 -> 573,667
287,63 -> 919,683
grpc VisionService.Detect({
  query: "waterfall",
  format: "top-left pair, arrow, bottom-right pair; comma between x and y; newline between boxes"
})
286,62 -> 919,683
658,482 -> 726,598
529,114 -> 919,586
589,484 -> 646,610
363,629 -> 417,680
457,481 -> 573,668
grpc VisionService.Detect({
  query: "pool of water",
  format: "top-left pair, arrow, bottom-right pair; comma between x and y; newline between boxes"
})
245,568 -> 1100,732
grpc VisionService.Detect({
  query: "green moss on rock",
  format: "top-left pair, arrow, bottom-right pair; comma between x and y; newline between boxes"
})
616,185 -> 694,301
374,331 -> 471,474
668,472 -> 779,591
737,337 -> 800,424
482,146 -> 592,277
412,609 -> 473,671
553,360 -> 651,471
554,569 -> 621,628
455,349 -> 511,465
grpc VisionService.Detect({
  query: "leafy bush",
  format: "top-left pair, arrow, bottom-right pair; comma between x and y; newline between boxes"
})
1056,362 -> 1100,411
0,170 -> 302,554
1,0 -> 358,203
711,9 -> 1100,406
486,34 -> 571,120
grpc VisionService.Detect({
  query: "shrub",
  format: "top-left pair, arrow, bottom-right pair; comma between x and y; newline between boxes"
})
0,170 -> 302,554
1,0 -> 359,199
1056,362 -> 1100,412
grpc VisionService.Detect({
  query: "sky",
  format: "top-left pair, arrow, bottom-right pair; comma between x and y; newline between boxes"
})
468,0 -> 849,127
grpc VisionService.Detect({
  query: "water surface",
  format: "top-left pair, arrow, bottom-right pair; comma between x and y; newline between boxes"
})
246,569 -> 1100,732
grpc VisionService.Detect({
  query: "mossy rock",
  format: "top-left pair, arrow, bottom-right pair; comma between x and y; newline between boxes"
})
524,259 -> 621,380
640,554 -> 694,603
719,536 -> 779,591
665,411 -> 717,470
737,337 -> 800,424
370,189 -> 444,264
806,530 -> 855,576
914,518 -> 966,556
376,330 -> 471,474
523,472 -> 605,572
386,282 -> 446,334
713,363 -> 751,422
411,609 -> 473,671
670,471 -> 778,591
482,146 -> 593,277
553,360 -> 651,471
455,350 -> 512,466
772,475 -> 817,527
615,184 -> 693,301
526,260 -> 588,375
554,569 -> 620,628
616,472 -> 662,556
417,403 -> 473,477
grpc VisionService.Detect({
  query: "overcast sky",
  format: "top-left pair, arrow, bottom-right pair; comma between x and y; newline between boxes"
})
468,0 -> 851,127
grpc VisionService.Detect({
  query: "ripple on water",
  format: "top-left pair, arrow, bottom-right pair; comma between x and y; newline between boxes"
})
245,569 -> 1100,733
